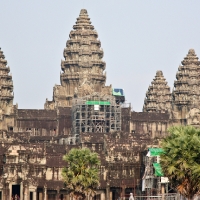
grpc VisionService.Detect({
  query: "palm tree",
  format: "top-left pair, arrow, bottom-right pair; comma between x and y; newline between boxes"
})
62,148 -> 100,200
160,126 -> 200,200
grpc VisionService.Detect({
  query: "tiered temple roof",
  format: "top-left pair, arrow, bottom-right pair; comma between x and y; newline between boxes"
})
0,48 -> 14,114
172,49 -> 200,108
143,71 -> 172,113
45,9 -> 111,109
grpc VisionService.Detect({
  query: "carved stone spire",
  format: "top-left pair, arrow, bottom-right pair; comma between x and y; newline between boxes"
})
172,49 -> 200,108
73,9 -> 94,30
45,9 -> 111,109
172,49 -> 200,121
0,48 -> 14,114
143,71 -> 172,113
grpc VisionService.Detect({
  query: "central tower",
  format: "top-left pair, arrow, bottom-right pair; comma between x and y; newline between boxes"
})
45,9 -> 111,109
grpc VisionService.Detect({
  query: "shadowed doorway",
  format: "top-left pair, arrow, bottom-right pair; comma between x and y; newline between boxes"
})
12,185 -> 20,198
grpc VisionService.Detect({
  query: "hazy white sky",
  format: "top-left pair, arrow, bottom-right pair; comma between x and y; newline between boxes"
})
0,1 -> 200,111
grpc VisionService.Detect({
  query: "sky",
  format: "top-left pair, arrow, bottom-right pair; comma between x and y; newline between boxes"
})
0,1 -> 200,111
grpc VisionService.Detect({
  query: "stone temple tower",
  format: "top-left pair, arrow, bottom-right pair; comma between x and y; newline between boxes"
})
45,9 -> 111,109
143,71 -> 172,113
0,48 -> 15,132
0,48 -> 14,115
172,49 -> 200,124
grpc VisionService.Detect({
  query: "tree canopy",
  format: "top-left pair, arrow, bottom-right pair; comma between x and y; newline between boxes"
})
62,148 -> 100,200
160,126 -> 200,200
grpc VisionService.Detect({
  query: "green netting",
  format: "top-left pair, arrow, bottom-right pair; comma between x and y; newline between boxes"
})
85,101 -> 110,105
153,163 -> 163,176
149,148 -> 164,156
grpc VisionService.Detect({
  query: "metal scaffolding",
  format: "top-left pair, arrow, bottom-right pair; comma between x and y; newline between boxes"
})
142,149 -> 169,197
143,155 -> 161,196
72,93 -> 121,135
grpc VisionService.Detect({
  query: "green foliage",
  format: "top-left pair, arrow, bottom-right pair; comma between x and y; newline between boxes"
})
160,126 -> 200,199
62,148 -> 100,200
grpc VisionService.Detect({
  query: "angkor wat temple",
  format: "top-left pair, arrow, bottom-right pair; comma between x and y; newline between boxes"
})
0,9 -> 199,200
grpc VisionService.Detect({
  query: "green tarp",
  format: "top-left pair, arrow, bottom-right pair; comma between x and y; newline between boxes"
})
149,148 -> 164,156
85,101 -> 110,105
153,163 -> 164,177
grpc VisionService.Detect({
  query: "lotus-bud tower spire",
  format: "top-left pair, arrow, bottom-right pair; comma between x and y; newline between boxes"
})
45,9 -> 111,109
0,48 -> 14,115
172,49 -> 200,121
143,71 -> 172,113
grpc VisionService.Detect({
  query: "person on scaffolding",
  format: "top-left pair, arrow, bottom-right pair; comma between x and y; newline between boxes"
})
129,193 -> 134,200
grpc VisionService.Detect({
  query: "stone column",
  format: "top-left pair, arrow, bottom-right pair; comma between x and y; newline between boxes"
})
5,183 -> 10,200
24,184 -> 29,200
43,186 -> 47,200
66,194 -> 70,200
39,192 -> 43,200
89,195 -> 92,200
2,187 -> 6,200
106,185 -> 110,200
20,182 -> 23,200
33,189 -> 37,200
26,185 -> 29,200
9,183 -> 12,200
122,187 -> 125,200
1,190 -> 3,200
109,191 -> 112,200
161,184 -> 165,200
100,191 -> 106,200
56,189 -> 60,200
